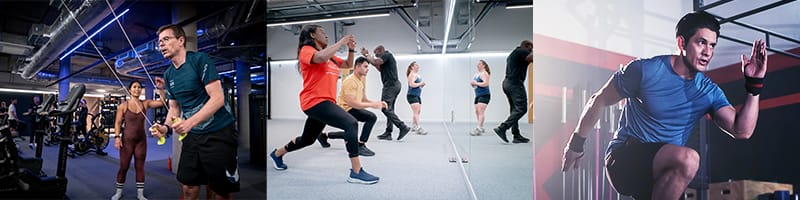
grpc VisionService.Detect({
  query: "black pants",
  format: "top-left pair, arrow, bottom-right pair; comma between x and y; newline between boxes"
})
327,108 -> 377,143
499,79 -> 527,135
284,101 -> 360,158
380,85 -> 407,134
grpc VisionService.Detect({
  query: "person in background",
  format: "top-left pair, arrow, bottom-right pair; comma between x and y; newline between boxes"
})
470,60 -> 491,136
405,61 -> 427,135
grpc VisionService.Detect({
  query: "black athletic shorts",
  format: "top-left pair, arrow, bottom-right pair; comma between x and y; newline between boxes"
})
605,139 -> 666,199
177,124 -> 240,195
407,95 -> 421,104
8,119 -> 18,129
474,94 -> 491,104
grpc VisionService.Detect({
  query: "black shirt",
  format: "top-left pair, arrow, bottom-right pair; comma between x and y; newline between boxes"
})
504,47 -> 532,82
378,51 -> 401,87
76,106 -> 88,126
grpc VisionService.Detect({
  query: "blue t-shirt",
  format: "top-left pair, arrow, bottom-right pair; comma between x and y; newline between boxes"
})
607,55 -> 730,153
164,51 -> 234,134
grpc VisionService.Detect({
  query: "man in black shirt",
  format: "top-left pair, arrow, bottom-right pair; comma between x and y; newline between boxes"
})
494,40 -> 533,144
360,45 -> 411,141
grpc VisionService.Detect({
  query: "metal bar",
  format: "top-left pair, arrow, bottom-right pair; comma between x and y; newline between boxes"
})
711,13 -> 800,45
719,35 -> 800,60
719,0 -> 795,24
698,0 -> 732,11
267,0 -> 371,12
268,4 -> 410,21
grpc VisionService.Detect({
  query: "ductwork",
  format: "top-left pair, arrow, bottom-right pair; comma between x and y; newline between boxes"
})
114,40 -> 165,78
18,0 -> 124,80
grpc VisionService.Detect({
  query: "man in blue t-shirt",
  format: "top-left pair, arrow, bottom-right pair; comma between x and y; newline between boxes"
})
150,24 -> 239,200
561,11 -> 767,199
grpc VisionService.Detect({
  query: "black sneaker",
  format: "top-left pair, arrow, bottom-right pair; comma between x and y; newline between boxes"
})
96,151 -> 108,156
317,133 -> 330,148
512,135 -> 530,143
377,133 -> 392,141
397,127 -> 411,141
493,127 -> 509,143
358,144 -> 375,157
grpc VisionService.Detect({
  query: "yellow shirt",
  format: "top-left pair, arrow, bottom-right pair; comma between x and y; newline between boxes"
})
337,74 -> 365,111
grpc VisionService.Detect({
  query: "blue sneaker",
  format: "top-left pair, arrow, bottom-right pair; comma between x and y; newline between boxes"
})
347,168 -> 379,184
270,149 -> 287,170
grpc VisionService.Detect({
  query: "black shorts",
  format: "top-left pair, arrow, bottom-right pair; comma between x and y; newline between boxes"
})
177,124 -> 240,195
407,95 -> 421,104
605,139 -> 666,199
8,119 -> 18,129
474,95 -> 490,104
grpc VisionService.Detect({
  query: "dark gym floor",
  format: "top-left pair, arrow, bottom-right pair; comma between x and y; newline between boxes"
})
13,134 -> 266,200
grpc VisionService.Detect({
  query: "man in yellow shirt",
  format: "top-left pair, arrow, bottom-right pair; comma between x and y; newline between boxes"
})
318,57 -> 387,156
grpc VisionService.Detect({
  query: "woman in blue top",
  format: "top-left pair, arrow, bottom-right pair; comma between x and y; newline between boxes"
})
469,60 -> 491,136
406,61 -> 427,135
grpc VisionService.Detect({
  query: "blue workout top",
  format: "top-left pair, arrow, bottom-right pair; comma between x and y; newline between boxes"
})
473,73 -> 490,96
408,74 -> 422,97
607,55 -> 730,154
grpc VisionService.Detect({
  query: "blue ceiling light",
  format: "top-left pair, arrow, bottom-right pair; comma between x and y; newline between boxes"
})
59,8 -> 131,60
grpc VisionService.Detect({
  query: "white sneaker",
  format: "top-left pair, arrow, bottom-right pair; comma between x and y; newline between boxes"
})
470,128 -> 481,136
417,127 -> 428,135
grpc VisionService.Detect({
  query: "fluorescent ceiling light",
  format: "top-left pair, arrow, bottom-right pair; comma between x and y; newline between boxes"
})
60,8 -> 131,60
267,13 -> 390,27
441,0 -> 456,54
0,88 -> 57,94
96,89 -> 107,93
506,4 -> 533,9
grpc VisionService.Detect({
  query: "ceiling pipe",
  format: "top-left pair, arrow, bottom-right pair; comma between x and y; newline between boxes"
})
18,0 -> 124,80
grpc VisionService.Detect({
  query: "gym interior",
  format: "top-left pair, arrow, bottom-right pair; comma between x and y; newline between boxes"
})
1,1 -> 266,199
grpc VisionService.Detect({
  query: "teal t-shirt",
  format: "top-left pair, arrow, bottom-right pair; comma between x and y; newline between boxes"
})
164,51 -> 233,134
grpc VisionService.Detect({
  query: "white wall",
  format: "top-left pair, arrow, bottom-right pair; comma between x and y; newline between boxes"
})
267,5 -> 532,124
268,52 -> 525,124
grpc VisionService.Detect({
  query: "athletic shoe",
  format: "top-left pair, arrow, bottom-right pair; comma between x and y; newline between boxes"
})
377,132 -> 392,141
269,149 -> 287,170
512,135 -> 530,143
347,168 -> 379,184
397,127 -> 411,141
470,128 -> 481,136
317,132 -> 330,148
416,127 -> 428,135
358,144 -> 375,157
493,127 -> 509,143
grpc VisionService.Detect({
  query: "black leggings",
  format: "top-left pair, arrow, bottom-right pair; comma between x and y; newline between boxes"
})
284,101 -> 360,158
327,108 -> 377,143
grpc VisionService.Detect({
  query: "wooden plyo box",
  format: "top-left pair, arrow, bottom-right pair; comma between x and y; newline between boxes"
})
708,180 -> 793,200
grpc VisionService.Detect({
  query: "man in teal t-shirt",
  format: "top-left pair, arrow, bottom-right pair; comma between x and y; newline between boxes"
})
151,24 -> 239,200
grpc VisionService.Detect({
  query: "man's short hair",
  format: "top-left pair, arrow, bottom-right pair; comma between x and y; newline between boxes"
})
157,24 -> 187,47
355,57 -> 369,66
676,11 -> 720,45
